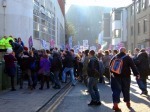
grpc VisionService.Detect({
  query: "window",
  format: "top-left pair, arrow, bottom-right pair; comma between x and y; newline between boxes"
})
114,29 -> 121,38
136,1 -> 140,13
34,30 -> 39,39
114,11 -> 121,20
131,26 -> 133,36
34,15 -> 40,23
33,22 -> 40,31
138,21 -> 141,35
141,0 -> 146,10
143,19 -> 147,33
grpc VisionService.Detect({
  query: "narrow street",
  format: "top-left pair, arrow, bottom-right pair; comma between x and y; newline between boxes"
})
53,76 -> 150,112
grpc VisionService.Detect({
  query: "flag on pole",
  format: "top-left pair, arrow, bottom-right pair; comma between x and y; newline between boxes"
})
40,39 -> 48,50
69,36 -> 72,49
50,39 -> 55,48
28,36 -> 33,49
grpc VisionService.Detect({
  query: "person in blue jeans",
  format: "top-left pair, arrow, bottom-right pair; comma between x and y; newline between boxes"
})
51,52 -> 62,89
87,50 -> 101,106
62,51 -> 76,86
110,47 -> 140,111
134,49 -> 149,95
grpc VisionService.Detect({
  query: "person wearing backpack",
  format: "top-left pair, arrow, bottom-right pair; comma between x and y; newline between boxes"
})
87,50 -> 101,106
110,47 -> 140,111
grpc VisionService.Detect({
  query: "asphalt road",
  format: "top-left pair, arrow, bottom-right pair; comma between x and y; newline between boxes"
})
54,76 -> 150,112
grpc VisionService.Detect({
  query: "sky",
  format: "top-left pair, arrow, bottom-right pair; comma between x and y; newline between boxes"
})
66,0 -> 132,13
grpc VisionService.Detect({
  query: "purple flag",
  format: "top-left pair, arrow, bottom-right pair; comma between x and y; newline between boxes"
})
28,36 -> 33,49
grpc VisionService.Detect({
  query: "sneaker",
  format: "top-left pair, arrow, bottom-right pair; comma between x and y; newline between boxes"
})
88,100 -> 97,106
112,106 -> 121,112
11,88 -> 16,91
126,102 -> 131,108
71,84 -> 75,86
96,101 -> 101,106
39,87 -> 43,90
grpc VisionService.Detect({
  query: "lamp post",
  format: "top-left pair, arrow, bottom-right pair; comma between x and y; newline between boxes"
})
132,0 -> 136,49
2,0 -> 7,36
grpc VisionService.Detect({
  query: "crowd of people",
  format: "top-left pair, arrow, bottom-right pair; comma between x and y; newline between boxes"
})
2,36 -> 150,112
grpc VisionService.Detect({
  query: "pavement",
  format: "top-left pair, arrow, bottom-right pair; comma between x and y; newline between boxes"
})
0,82 -> 68,112
54,76 -> 150,112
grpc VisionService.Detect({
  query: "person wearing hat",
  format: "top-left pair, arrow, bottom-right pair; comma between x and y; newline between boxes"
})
4,48 -> 17,91
9,39 -> 23,59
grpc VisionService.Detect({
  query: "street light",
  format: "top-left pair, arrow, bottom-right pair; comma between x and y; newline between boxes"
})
2,0 -> 7,36
132,0 -> 136,50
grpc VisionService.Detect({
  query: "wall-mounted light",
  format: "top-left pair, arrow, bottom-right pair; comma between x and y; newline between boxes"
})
2,0 -> 7,7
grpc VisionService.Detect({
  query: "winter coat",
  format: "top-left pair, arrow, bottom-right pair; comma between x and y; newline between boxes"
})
38,57 -> 51,75
135,52 -> 149,79
82,56 -> 89,75
63,54 -> 74,68
4,54 -> 17,76
102,55 -> 111,68
110,52 -> 139,77
51,57 -> 62,72
87,56 -> 99,77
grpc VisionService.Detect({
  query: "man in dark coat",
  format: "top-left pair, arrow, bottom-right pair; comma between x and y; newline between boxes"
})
135,49 -> 149,95
87,50 -> 101,106
110,47 -> 140,111
9,40 -> 23,58
62,51 -> 76,86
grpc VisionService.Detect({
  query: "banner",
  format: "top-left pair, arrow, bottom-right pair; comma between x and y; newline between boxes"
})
69,36 -> 73,49
83,40 -> 88,47
40,39 -> 48,50
50,39 -> 55,48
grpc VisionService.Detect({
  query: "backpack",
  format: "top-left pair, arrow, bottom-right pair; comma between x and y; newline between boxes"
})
110,55 -> 127,75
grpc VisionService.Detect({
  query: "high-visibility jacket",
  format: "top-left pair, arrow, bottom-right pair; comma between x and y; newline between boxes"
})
5,37 -> 14,49
0,37 -> 6,49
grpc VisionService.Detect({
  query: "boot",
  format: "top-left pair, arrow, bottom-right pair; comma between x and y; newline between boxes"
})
126,102 -> 131,108
112,103 -> 121,112
88,100 -> 97,106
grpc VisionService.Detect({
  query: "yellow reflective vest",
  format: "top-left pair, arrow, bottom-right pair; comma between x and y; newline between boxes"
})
0,37 -> 6,49
5,37 -> 14,49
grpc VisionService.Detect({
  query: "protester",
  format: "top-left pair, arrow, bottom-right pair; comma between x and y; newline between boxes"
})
102,50 -> 111,83
51,52 -> 62,89
87,50 -> 101,106
18,37 -> 24,47
135,49 -> 149,95
62,51 -> 76,86
9,39 -> 23,58
38,50 -> 51,90
19,47 -> 33,90
82,50 -> 89,87
4,48 -> 17,91
110,47 -> 140,111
